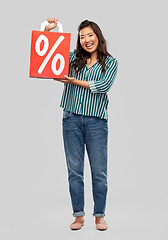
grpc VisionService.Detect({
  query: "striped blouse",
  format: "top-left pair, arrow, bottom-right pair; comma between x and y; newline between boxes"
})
60,50 -> 118,119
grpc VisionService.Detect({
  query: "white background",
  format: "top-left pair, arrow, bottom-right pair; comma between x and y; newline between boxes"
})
0,0 -> 168,239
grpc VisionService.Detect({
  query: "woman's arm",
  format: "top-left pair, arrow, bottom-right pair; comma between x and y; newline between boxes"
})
55,58 -> 118,93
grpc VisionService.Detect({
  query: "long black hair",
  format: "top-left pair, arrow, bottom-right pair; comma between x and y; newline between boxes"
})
70,20 -> 112,76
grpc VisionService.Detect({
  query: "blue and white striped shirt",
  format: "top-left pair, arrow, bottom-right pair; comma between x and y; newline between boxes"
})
60,50 -> 118,119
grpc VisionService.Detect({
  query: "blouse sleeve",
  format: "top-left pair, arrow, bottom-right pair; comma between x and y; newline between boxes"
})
88,58 -> 118,93
69,49 -> 76,64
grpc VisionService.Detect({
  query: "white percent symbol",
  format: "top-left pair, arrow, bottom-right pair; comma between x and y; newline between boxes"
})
35,34 -> 65,75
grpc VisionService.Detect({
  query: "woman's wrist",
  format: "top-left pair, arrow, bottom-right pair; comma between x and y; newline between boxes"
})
44,26 -> 50,32
73,79 -> 79,85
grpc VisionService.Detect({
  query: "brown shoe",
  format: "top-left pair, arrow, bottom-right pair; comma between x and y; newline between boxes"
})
70,216 -> 85,230
95,217 -> 108,231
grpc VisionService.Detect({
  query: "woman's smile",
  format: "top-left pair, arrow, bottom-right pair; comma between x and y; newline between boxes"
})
85,43 -> 94,49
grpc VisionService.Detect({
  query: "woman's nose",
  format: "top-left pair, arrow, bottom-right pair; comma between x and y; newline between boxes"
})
85,36 -> 89,42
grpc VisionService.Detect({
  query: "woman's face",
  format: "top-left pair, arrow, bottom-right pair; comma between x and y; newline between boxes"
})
79,26 -> 99,56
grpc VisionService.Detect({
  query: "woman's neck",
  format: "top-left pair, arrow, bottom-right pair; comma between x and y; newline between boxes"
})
90,51 -> 98,61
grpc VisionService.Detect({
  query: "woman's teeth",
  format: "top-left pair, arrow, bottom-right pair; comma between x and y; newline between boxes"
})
86,44 -> 93,48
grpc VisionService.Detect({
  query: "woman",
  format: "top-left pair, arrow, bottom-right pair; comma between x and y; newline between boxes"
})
45,18 -> 118,231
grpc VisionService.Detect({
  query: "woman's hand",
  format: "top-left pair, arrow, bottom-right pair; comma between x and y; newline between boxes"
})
54,76 -> 90,90
54,75 -> 77,84
45,18 -> 58,32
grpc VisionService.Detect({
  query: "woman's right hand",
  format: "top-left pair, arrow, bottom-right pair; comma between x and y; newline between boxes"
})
45,18 -> 58,32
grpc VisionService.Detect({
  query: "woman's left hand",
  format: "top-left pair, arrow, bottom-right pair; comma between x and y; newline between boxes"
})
54,75 -> 77,84
54,75 -> 90,90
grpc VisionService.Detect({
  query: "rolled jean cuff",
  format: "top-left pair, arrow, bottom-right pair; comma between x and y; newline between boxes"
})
93,213 -> 105,217
73,211 -> 85,217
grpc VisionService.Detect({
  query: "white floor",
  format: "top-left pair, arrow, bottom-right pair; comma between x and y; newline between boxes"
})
0,196 -> 167,240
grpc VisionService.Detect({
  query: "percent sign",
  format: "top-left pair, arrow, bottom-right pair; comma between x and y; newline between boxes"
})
35,34 -> 65,75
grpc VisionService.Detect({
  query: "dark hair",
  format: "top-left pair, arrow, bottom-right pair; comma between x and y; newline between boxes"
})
70,20 -> 112,76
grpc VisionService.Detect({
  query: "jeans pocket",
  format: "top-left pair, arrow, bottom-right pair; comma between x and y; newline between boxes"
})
63,109 -> 72,119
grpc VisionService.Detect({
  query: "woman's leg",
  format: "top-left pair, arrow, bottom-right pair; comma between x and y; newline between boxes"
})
84,116 -> 108,217
62,110 -> 85,217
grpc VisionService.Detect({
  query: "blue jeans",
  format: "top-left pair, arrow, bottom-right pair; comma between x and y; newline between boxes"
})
62,110 -> 108,217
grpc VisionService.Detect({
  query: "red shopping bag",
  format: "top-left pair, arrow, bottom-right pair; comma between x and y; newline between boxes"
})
29,30 -> 71,79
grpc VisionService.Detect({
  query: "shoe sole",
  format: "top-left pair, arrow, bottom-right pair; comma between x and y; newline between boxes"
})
96,227 -> 108,231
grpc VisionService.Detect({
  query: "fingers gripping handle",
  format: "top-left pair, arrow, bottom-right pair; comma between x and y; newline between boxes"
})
40,20 -> 63,33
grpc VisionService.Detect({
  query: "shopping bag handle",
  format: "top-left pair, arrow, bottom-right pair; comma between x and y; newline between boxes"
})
40,20 -> 63,33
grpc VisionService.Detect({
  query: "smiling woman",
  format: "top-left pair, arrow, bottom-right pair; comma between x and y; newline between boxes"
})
44,18 -> 118,231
